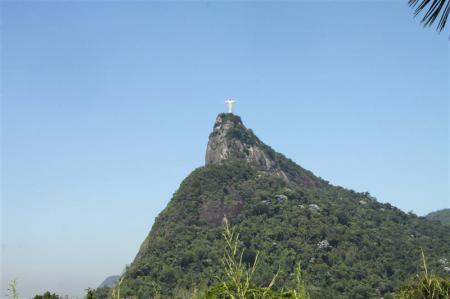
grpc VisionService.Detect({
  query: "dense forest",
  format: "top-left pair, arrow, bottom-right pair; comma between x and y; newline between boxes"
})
104,114 -> 450,299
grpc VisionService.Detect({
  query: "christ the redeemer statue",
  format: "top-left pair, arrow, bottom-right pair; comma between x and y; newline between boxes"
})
225,98 -> 236,114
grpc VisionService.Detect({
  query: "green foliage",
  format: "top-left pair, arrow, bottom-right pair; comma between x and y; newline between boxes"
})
94,287 -> 111,299
199,217 -> 309,299
426,209 -> 450,226
216,113 -> 243,127
395,250 -> 450,299
220,216 -> 264,298
201,285 -> 306,299
32,291 -> 60,299
225,127 -> 257,146
121,158 -> 450,297
86,288 -> 96,299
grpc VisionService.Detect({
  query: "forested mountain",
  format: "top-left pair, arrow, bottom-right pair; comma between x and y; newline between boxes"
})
426,209 -> 450,226
120,113 -> 450,298
98,276 -> 120,288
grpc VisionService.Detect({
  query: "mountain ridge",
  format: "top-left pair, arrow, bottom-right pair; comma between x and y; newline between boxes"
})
119,113 -> 450,299
98,276 -> 120,288
426,209 -> 450,226
205,113 -> 325,188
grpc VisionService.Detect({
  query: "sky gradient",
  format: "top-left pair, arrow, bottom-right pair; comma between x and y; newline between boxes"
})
1,1 -> 449,298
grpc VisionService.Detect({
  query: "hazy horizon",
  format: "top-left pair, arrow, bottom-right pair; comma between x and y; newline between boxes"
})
1,1 -> 449,298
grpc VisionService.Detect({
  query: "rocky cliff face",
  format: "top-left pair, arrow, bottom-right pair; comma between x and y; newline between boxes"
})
205,114 -> 282,174
205,113 -> 321,187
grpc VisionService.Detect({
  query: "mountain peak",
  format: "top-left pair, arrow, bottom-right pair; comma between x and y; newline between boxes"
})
205,113 -> 276,170
212,112 -> 244,129
205,113 -> 322,188
123,113 -> 450,298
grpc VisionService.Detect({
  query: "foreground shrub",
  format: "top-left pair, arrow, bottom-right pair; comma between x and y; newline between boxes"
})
395,250 -> 450,299
32,291 -> 59,299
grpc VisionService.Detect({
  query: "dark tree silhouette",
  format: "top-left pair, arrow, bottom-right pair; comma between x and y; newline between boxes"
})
409,0 -> 450,32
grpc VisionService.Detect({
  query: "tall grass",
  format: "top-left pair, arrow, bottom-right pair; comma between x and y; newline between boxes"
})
395,249 -> 450,299
220,217 -> 278,299
199,217 -> 310,299
6,279 -> 19,299
111,277 -> 124,299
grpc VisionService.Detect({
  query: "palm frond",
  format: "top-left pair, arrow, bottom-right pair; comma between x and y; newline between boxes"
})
409,0 -> 450,32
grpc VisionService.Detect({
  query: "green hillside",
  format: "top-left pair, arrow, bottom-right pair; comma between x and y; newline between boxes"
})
426,209 -> 450,226
120,114 -> 450,299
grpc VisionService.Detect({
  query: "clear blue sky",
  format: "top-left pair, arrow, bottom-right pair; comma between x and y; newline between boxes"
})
1,1 -> 448,298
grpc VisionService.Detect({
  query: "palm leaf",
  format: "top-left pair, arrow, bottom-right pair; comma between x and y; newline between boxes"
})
409,0 -> 450,31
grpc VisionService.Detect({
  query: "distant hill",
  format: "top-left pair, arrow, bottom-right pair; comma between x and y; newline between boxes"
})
98,275 -> 119,288
119,113 -> 450,298
426,209 -> 450,226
